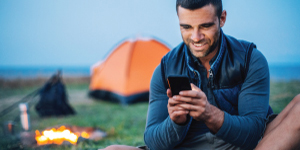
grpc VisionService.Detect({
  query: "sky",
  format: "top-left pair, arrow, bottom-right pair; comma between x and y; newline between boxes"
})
0,0 -> 300,67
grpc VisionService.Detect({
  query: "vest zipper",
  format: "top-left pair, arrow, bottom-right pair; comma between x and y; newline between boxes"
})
208,69 -> 214,88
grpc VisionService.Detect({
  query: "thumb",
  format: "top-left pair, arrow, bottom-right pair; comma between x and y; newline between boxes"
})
191,83 -> 201,92
167,89 -> 173,98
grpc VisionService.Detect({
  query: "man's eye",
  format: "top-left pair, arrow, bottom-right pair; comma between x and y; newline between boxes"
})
182,25 -> 191,29
202,24 -> 213,28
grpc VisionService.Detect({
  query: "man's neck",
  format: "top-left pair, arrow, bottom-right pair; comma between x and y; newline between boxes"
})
199,44 -> 219,69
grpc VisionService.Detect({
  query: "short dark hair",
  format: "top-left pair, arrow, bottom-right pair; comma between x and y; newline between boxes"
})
176,0 -> 223,18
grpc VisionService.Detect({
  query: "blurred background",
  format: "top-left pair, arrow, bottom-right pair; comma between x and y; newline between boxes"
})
0,0 -> 300,149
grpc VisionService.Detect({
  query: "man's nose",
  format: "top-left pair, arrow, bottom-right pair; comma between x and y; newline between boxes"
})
191,29 -> 204,42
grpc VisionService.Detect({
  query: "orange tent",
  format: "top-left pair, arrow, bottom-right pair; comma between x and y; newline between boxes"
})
89,37 -> 170,104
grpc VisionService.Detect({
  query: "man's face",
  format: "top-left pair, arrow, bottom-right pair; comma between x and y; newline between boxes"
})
178,4 -> 225,59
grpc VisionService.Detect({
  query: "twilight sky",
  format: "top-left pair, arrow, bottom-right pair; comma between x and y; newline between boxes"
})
0,0 -> 300,67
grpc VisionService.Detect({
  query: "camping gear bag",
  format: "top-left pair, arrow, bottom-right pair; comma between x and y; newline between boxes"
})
35,72 -> 75,117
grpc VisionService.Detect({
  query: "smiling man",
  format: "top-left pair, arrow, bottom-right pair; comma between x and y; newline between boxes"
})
143,0 -> 300,150
102,0 -> 300,150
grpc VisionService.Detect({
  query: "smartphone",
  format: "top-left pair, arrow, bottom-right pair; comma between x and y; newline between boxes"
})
167,75 -> 191,96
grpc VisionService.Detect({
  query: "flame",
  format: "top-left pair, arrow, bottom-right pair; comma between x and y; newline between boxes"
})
81,131 -> 90,139
35,126 -> 89,145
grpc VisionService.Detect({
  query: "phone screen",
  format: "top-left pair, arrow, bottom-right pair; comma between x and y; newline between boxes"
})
167,75 -> 191,96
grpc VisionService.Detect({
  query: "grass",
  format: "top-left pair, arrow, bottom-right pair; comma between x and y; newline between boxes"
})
0,78 -> 300,149
269,80 -> 300,113
28,100 -> 148,149
0,78 -> 147,150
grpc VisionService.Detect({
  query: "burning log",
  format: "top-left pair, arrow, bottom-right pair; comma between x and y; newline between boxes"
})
35,126 -> 78,145
20,125 -> 106,147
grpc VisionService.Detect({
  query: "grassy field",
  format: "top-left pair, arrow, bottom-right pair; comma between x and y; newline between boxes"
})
0,78 -> 300,149
269,80 -> 300,113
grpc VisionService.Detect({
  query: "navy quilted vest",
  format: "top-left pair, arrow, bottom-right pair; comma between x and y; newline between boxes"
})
160,32 -> 273,116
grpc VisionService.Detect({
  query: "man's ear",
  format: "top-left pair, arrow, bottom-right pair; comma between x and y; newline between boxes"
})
220,10 -> 227,27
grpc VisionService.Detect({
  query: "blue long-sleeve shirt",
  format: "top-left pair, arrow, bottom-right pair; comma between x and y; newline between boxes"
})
144,48 -> 270,150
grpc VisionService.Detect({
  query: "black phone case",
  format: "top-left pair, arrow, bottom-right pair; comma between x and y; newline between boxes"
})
167,75 -> 191,96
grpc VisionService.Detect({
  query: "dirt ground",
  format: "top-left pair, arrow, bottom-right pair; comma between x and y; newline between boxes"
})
67,89 -> 94,105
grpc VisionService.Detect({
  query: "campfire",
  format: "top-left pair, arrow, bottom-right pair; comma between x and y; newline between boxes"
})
35,125 -> 89,145
23,125 -> 107,146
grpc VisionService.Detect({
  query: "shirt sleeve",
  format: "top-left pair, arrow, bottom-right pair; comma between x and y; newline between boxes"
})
144,64 -> 192,150
215,48 -> 270,149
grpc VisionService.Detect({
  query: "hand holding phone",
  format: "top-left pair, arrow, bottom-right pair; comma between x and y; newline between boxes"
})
167,75 -> 191,125
167,75 -> 191,96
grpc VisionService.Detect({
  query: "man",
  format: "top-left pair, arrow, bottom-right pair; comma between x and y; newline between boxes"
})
144,0 -> 300,149
102,0 -> 300,149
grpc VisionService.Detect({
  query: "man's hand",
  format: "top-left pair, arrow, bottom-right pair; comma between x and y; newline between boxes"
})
167,89 -> 189,125
173,84 -> 210,121
174,84 -> 224,133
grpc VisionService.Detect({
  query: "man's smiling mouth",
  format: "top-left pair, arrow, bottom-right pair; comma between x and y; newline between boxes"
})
192,42 -> 207,48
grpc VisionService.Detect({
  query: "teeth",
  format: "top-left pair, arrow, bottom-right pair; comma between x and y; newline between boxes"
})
194,43 -> 203,47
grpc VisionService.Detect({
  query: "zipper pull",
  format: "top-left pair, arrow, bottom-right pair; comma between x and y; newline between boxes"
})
209,69 -> 213,78
208,69 -> 214,88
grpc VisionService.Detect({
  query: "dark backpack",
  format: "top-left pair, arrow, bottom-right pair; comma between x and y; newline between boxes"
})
35,72 -> 75,117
